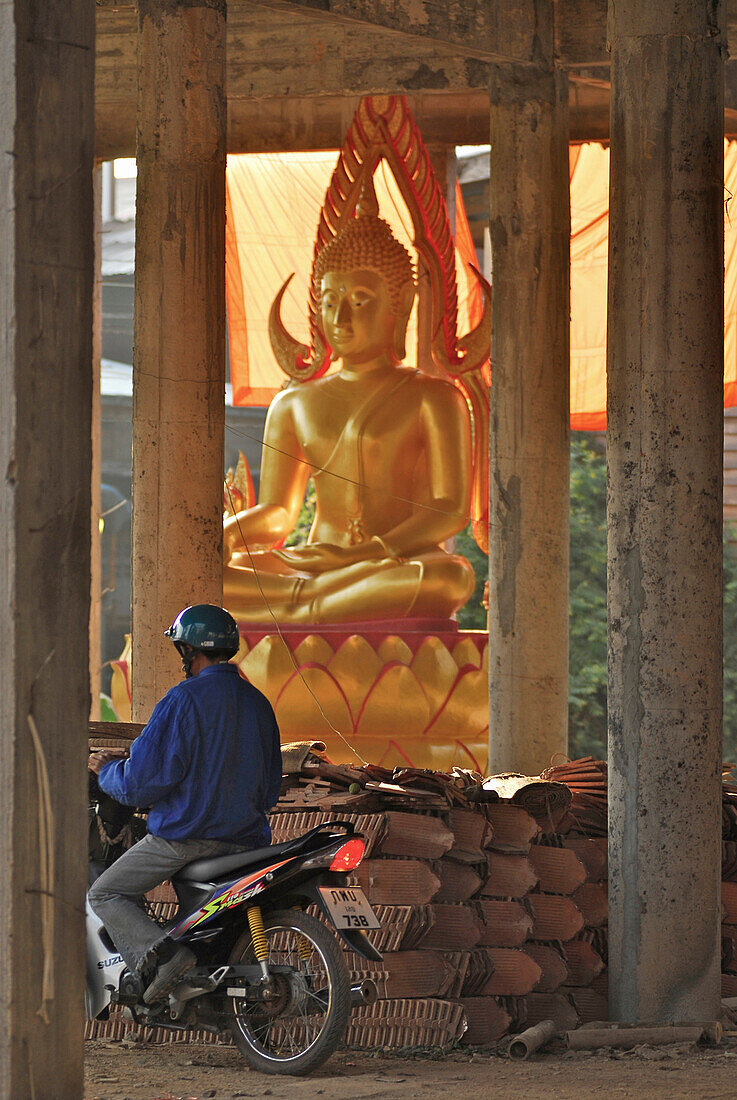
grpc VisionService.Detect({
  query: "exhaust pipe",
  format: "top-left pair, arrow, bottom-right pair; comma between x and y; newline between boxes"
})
350,979 -> 378,1007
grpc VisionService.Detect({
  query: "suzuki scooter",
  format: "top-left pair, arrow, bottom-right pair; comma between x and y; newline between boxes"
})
87,783 -> 381,1076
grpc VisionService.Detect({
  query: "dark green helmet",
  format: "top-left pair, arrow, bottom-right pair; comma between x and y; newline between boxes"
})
164,604 -> 240,659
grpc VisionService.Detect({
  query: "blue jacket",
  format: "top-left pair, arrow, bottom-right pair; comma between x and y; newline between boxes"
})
98,663 -> 282,846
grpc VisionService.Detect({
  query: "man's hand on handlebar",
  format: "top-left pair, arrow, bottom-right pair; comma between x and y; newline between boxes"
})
88,748 -> 129,774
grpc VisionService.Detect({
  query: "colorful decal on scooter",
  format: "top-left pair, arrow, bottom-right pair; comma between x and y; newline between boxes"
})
172,858 -> 292,936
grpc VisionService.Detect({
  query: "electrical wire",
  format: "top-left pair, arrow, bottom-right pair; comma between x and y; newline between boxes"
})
224,484 -> 367,765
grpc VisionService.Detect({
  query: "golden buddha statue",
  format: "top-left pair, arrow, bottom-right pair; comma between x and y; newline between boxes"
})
223,180 -> 477,624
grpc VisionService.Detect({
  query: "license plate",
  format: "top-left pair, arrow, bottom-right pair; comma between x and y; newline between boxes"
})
319,885 -> 380,930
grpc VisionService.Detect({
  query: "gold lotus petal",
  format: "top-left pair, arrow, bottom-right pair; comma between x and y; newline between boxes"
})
275,667 -> 355,753
375,739 -> 418,769
377,635 -> 413,665
356,664 -> 431,739
424,667 -> 488,739
481,639 -> 489,674
110,635 -> 132,723
294,635 -> 334,667
328,636 -> 383,724
240,634 -> 294,697
370,735 -> 488,772
232,636 -> 250,665
452,636 -> 483,670
410,636 -> 459,715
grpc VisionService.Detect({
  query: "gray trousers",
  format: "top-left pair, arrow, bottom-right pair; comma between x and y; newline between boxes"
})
88,833 -> 243,973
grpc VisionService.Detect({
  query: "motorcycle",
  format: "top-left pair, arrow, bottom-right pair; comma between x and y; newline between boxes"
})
87,779 -> 381,1076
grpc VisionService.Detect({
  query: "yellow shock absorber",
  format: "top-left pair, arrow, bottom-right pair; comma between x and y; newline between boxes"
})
297,935 -> 312,962
247,906 -> 270,981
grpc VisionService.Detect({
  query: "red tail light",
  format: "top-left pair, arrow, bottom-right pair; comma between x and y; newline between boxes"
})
329,838 -> 365,872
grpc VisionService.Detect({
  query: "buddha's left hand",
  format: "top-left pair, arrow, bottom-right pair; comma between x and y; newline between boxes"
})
273,542 -> 376,574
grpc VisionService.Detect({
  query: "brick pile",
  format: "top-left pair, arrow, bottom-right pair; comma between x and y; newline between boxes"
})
718,776 -> 737,1000
269,756 -> 612,1047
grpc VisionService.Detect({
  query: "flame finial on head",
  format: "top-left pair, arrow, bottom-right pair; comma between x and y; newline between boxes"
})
355,173 -> 380,219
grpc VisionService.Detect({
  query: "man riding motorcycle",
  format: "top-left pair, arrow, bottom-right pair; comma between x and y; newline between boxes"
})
88,604 -> 282,1005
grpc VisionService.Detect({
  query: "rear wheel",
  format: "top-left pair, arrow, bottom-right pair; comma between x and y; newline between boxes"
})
226,908 -> 351,1076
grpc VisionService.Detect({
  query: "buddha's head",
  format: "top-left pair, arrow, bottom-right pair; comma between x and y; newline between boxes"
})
268,173 -> 417,379
313,181 -> 415,366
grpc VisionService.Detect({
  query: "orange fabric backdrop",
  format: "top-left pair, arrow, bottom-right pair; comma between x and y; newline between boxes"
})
225,152 -> 480,407
226,145 -> 737,421
569,141 -> 737,428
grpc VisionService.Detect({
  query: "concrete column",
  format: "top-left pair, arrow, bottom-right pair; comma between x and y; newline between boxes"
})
607,0 -> 724,1023
132,0 -> 227,720
91,165 -> 103,721
488,42 -> 571,773
0,1 -> 94,1094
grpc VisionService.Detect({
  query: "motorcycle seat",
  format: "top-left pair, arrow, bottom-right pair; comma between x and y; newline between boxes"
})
173,822 -> 351,884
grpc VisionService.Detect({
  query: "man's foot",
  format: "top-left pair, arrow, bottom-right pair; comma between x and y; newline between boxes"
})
143,945 -> 196,1004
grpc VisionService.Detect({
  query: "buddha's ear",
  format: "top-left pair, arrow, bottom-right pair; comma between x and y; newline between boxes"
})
392,283 -> 416,364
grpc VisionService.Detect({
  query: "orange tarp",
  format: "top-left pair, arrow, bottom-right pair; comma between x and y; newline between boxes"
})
569,140 -> 737,427
225,152 -> 478,407
226,144 -> 737,422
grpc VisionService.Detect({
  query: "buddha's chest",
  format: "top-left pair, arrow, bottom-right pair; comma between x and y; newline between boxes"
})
294,379 -> 422,477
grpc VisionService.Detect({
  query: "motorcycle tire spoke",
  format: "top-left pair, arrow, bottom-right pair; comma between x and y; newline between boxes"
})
228,914 -> 347,1068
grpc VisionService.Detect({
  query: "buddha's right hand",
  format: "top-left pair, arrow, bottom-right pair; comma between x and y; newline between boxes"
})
273,541 -> 380,574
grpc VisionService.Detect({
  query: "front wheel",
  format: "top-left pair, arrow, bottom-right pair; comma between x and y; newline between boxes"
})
226,908 -> 351,1076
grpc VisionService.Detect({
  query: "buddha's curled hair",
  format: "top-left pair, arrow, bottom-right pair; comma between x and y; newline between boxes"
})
313,214 -> 415,315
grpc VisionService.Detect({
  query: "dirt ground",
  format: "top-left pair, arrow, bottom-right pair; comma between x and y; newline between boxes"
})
84,1037 -> 737,1100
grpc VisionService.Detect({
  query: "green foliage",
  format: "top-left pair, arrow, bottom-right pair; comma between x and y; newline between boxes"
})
100,693 -> 119,722
568,434 -> 608,759
567,436 -> 737,764
456,524 -> 488,630
284,479 -> 316,547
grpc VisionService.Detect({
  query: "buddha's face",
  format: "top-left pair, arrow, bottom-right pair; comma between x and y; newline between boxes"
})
320,269 -> 396,366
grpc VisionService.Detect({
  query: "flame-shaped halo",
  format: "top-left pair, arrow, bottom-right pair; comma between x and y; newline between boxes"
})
268,273 -> 330,383
431,266 -> 491,379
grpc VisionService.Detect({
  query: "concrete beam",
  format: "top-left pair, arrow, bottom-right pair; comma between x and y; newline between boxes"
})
607,0 -> 724,1024
131,0 -> 227,718
0,0 -> 94,1093
94,2 -> 737,157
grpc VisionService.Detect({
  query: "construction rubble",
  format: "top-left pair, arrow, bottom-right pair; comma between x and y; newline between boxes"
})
85,726 -> 737,1051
